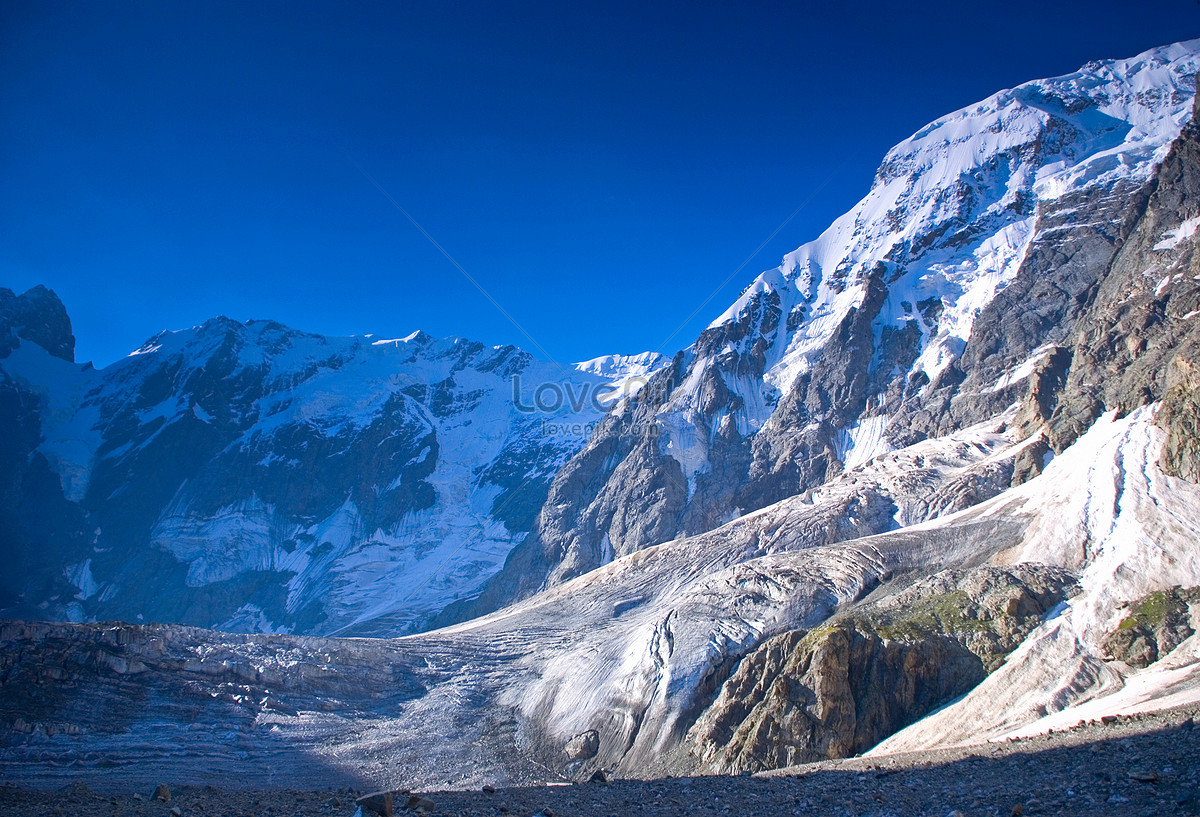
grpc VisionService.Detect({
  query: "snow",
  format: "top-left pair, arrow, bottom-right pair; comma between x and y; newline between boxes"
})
0,340 -> 103,502
1155,215 -> 1200,251
64,560 -> 99,601
1,307 -> 659,634
987,345 -> 1056,393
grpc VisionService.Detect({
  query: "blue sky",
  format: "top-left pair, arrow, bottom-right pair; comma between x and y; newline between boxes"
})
2,1 -> 1197,368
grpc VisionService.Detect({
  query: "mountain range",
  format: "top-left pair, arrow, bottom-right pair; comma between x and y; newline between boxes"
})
0,292 -> 663,635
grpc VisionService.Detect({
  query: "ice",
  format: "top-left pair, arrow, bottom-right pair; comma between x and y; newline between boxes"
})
834,415 -> 892,471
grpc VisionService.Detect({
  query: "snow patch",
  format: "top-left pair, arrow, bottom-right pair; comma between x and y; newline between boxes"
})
1154,215 -> 1200,250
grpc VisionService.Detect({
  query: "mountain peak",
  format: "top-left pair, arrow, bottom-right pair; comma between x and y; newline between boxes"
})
0,285 -> 76,363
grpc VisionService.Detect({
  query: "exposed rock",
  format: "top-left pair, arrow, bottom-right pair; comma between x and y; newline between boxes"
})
1128,768 -> 1160,783
1050,92 -> 1200,452
404,794 -> 436,812
1102,587 -> 1200,668
690,621 -> 986,772
153,784 -> 171,803
1158,355 -> 1200,483
356,791 -> 394,816
689,565 -> 1076,772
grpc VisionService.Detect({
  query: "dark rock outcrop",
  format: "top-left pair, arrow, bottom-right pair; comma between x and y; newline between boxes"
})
1050,94 -> 1200,453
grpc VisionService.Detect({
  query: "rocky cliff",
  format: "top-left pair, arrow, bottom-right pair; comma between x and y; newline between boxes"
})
688,565 -> 1076,773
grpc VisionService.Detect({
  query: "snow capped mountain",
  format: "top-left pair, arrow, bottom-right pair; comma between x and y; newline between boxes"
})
0,302 -> 662,635
722,38 -> 1199,412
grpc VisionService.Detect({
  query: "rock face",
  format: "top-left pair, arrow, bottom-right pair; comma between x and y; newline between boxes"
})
0,288 -> 91,622
443,43 -> 1200,627
564,730 -> 600,761
1049,85 -> 1200,457
0,306 -> 654,634
688,565 -> 1076,772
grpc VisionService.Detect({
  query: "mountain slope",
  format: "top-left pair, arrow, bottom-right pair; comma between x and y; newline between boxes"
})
442,39 -> 1200,626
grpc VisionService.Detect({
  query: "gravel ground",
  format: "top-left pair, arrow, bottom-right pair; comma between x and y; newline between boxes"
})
3,705 -> 1199,817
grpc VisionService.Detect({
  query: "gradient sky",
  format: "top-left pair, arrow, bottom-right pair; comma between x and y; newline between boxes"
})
2,1 -> 1198,369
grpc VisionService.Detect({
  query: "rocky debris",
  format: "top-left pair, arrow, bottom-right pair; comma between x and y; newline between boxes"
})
404,794 -> 436,812
564,730 -> 600,761
2,706 -> 1198,816
152,783 -> 170,803
1102,586 -> 1200,667
689,565 -> 1077,772
1128,767 -> 1160,783
354,790 -> 437,816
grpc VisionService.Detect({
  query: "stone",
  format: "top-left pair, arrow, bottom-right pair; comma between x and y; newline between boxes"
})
482,785 -> 496,794
564,729 -> 600,761
356,791 -> 394,817
170,807 -> 182,817
588,769 -> 610,783
404,795 -> 436,813
1128,768 -> 1160,783
153,784 -> 171,803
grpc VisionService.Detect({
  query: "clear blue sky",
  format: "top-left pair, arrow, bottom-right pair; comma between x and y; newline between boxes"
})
2,1 -> 1197,368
